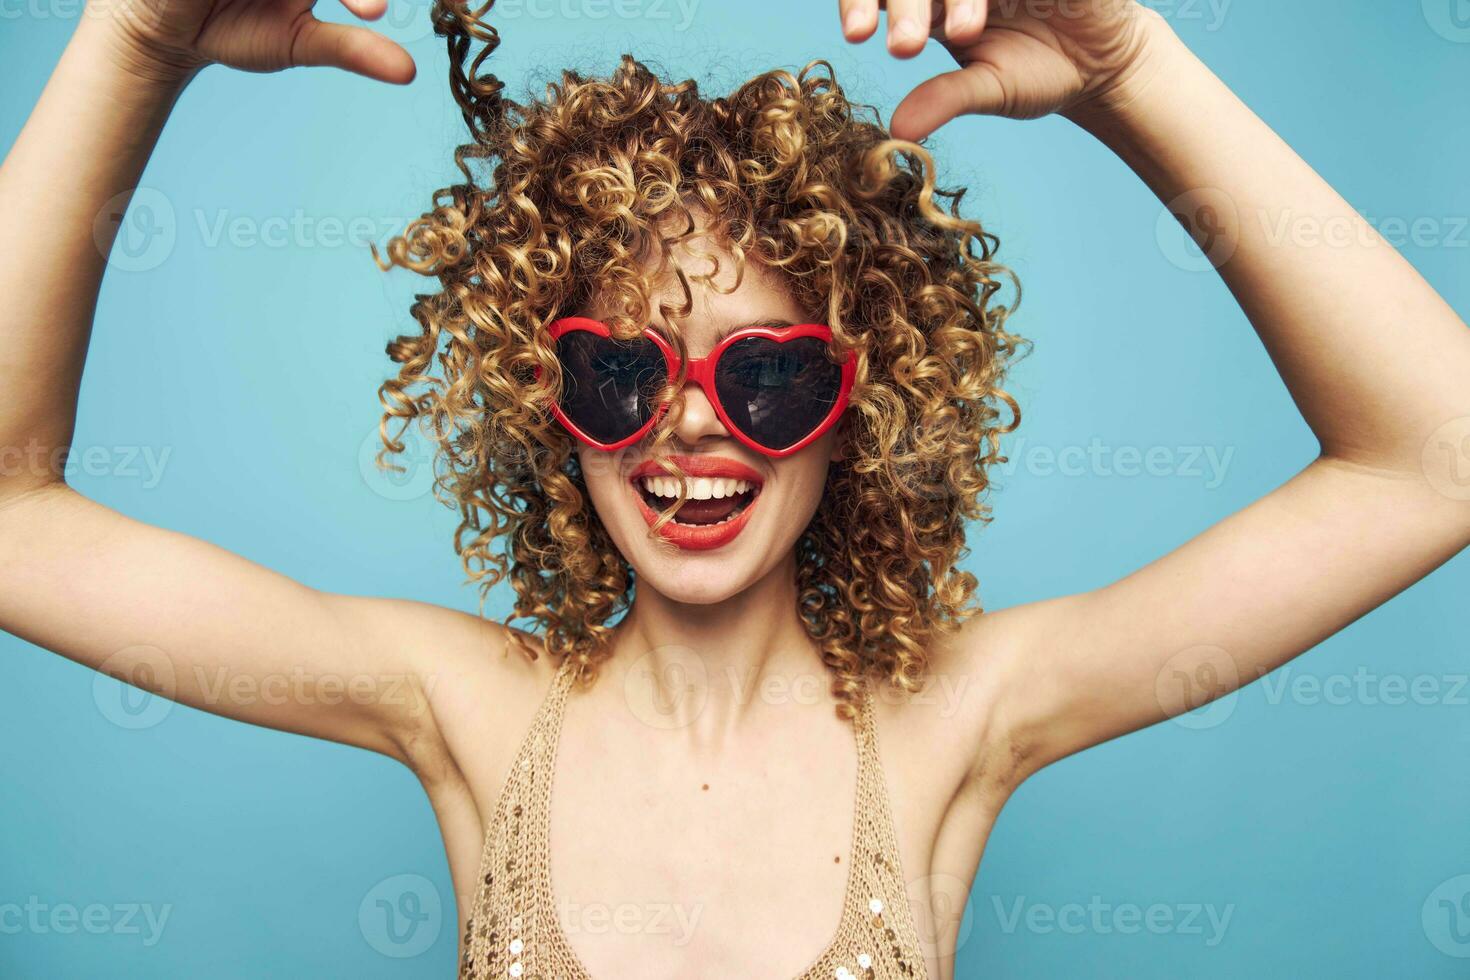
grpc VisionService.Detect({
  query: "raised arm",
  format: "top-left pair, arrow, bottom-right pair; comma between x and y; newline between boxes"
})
841,1 -> 1470,777
0,0 -> 506,766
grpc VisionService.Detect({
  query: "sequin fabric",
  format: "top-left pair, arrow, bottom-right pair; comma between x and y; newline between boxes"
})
458,660 -> 930,980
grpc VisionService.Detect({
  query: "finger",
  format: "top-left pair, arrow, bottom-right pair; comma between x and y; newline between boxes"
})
941,0 -> 987,46
290,19 -> 417,84
338,0 -> 388,21
839,0 -> 880,42
890,63 -> 1006,141
883,0 -> 936,57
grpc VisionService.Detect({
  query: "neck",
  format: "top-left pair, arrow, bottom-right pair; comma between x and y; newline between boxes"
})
604,550 -> 833,731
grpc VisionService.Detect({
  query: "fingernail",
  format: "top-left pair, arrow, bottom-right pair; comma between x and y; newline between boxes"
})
891,18 -> 922,43
946,2 -> 974,32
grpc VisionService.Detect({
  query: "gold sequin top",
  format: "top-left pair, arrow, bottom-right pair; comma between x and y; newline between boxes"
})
458,659 -> 931,980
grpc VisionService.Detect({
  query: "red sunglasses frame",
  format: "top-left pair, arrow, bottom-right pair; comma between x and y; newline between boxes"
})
541,315 -> 857,459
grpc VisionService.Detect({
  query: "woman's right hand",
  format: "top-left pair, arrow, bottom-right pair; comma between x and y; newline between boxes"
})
100,0 -> 416,83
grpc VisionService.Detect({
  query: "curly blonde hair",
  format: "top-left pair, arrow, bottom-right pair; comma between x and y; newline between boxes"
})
375,0 -> 1026,717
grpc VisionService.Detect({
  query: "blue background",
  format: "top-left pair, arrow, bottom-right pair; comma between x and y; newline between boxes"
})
3,1 -> 1469,977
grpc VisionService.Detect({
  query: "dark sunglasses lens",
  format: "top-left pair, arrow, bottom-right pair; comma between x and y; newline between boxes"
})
554,331 -> 668,445
713,336 -> 843,452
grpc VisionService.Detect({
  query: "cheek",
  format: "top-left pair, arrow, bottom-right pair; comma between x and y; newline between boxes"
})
575,447 -> 626,518
771,441 -> 837,528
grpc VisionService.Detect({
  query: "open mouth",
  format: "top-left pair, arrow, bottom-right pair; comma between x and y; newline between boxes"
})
627,455 -> 766,550
635,475 -> 761,526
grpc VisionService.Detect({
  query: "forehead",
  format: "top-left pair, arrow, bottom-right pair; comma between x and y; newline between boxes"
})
581,222 -> 814,351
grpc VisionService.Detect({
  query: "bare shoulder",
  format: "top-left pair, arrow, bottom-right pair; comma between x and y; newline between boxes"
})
327,594 -> 560,787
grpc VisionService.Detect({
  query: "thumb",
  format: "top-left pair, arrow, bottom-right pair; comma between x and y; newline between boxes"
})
289,18 -> 416,84
890,63 -> 1009,141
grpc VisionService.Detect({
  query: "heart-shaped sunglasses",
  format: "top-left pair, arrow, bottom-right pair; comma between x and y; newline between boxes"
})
540,316 -> 857,458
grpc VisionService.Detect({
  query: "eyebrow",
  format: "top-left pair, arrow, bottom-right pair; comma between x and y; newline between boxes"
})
713,317 -> 796,342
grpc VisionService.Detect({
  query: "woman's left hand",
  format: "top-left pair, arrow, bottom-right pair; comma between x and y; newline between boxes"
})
838,0 -> 1170,139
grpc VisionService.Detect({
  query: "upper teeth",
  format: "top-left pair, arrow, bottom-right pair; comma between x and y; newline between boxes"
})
640,476 -> 754,500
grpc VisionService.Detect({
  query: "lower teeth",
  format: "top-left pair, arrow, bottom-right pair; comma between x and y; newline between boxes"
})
644,491 -> 755,526
672,503 -> 747,526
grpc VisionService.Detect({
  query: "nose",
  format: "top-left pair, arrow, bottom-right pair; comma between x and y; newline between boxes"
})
668,380 -> 731,448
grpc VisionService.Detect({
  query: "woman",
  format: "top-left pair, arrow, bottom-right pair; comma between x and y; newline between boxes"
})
2,0 -> 1467,977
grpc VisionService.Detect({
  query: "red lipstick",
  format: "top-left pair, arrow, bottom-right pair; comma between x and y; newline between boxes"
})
628,455 -> 764,551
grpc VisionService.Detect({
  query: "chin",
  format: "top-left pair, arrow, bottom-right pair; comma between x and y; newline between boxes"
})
631,554 -> 767,606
